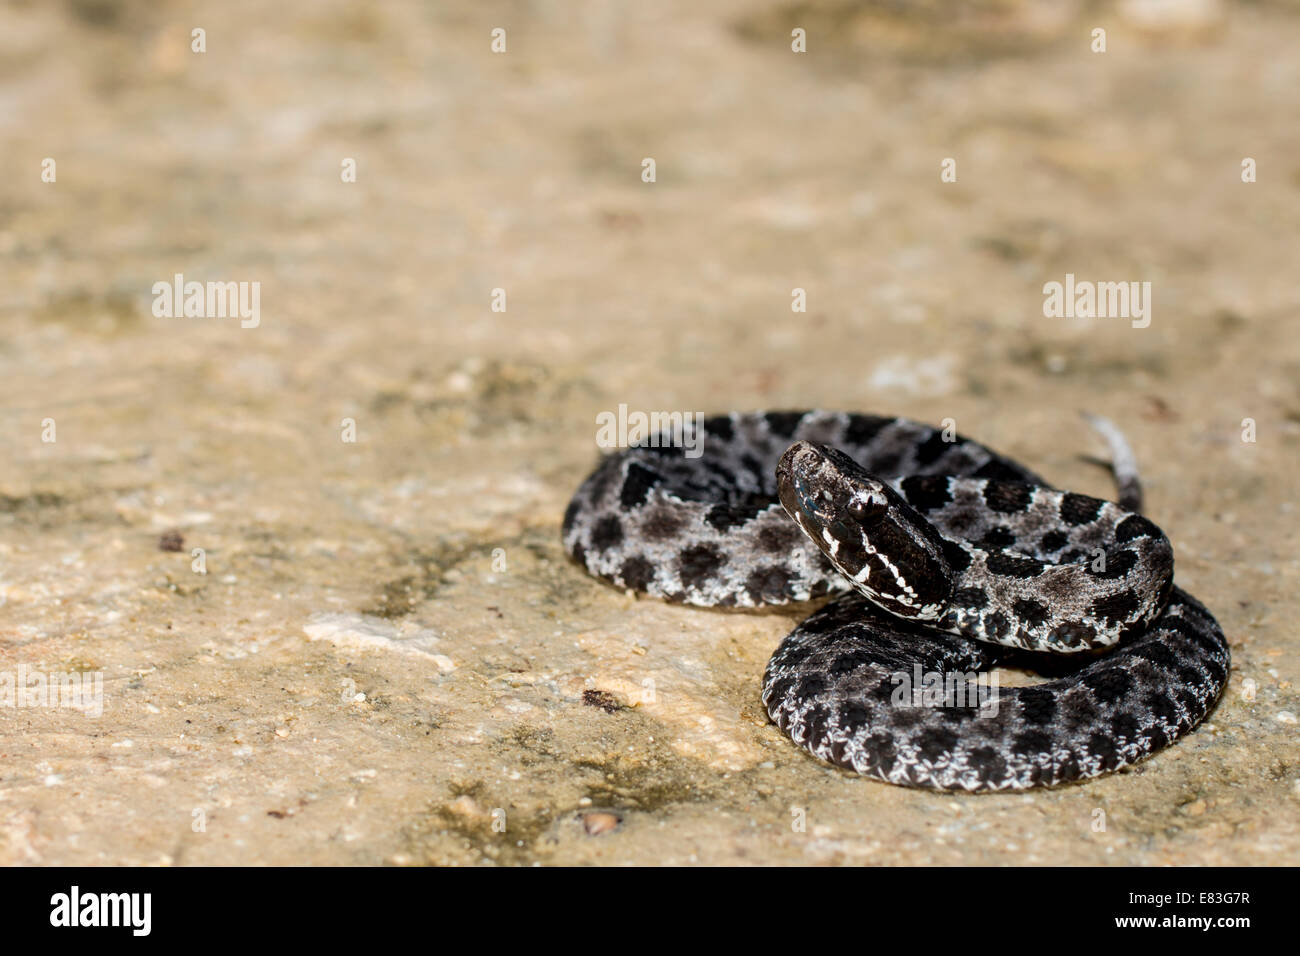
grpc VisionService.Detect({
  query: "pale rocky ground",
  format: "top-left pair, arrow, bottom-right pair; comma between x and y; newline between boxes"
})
0,0 -> 1296,865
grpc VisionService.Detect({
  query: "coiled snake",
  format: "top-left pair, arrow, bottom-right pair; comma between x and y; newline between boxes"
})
562,412 -> 1228,791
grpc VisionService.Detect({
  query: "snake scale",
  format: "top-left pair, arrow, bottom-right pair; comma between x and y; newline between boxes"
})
562,411 -> 1229,791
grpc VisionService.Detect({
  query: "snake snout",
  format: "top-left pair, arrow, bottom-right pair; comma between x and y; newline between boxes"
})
776,440 -> 818,483
777,441 -> 835,523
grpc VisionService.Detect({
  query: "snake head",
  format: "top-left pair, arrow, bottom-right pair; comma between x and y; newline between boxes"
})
777,441 -> 954,621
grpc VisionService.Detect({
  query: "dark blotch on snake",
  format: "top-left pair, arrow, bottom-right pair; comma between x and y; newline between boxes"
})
974,459 -> 1033,482
982,481 -> 1034,515
1090,589 -> 1140,624
619,463 -> 661,509
1012,598 -> 1050,627
899,474 -> 953,512
843,415 -> 890,446
1060,493 -> 1104,526
765,411 -> 805,438
1081,669 -> 1133,705
639,506 -> 686,541
1089,548 -> 1138,579
985,552 -> 1047,578
1040,529 -> 1069,553
981,526 -> 1017,549
746,566 -> 795,603
917,727 -> 960,761
757,522 -> 804,554
1019,688 -> 1057,726
705,503 -> 764,533
590,515 -> 624,552
1116,514 -> 1161,543
707,415 -> 735,442
914,431 -> 952,466
618,556 -> 655,591
678,543 -> 725,585
940,539 -> 972,575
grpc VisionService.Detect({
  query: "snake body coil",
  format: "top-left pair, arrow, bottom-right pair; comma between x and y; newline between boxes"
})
563,411 -> 1229,791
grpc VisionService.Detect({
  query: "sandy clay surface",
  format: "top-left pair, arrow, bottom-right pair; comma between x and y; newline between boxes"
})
0,0 -> 1297,864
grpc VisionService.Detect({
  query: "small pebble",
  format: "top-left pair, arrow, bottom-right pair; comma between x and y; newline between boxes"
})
582,812 -> 620,836
1276,711 -> 1297,725
158,529 -> 184,552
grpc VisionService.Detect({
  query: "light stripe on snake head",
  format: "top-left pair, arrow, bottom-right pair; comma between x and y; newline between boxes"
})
777,440 -> 953,621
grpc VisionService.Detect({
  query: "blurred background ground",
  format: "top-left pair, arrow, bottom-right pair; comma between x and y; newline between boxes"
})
0,0 -> 1296,864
